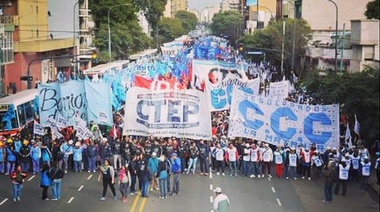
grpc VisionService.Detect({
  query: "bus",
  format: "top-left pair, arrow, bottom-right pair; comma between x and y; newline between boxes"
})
0,89 -> 38,136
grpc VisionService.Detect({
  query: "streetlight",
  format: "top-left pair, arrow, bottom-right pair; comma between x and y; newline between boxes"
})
108,3 -> 132,61
327,0 -> 338,71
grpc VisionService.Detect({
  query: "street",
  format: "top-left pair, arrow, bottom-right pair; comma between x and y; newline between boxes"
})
0,168 -> 378,212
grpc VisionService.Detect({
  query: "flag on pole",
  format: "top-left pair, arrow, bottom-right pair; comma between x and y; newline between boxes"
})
354,114 -> 360,135
345,121 -> 352,148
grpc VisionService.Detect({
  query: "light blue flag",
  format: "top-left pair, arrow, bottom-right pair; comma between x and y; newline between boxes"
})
38,82 -> 61,126
60,80 -> 88,126
85,80 -> 113,126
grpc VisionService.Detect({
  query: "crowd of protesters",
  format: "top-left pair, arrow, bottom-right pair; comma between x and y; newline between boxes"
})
1,111 -> 379,204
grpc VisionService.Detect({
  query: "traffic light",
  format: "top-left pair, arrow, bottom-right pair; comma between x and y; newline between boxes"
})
91,50 -> 98,65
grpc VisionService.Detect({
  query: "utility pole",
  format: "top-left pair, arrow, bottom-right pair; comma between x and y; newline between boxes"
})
340,23 -> 345,71
281,21 -> 286,79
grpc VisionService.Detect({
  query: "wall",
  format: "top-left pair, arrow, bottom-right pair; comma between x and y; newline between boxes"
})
47,0 -> 77,40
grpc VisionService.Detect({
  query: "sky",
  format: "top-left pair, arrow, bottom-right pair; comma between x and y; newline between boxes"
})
188,0 -> 222,11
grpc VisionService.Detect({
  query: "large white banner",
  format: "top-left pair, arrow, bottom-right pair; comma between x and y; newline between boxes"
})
228,88 -> 340,153
206,73 -> 260,111
123,87 -> 212,140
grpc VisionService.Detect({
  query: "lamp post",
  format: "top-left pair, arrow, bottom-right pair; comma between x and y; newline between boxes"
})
108,4 -> 132,61
327,0 -> 338,71
73,1 -> 81,76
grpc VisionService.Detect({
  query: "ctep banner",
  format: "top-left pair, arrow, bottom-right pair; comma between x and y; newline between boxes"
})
123,87 -> 212,140
228,88 -> 340,153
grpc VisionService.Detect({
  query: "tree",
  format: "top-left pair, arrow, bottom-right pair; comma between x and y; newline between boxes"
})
209,11 -> 244,47
364,0 -> 379,20
174,10 -> 198,34
89,0 -> 153,61
300,67 -> 380,140
239,19 -> 312,80
157,18 -> 185,44
133,0 -> 167,37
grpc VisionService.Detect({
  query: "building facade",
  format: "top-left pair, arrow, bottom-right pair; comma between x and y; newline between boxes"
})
171,0 -> 188,17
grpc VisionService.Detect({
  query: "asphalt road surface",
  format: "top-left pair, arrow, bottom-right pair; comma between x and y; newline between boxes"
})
0,168 -> 378,212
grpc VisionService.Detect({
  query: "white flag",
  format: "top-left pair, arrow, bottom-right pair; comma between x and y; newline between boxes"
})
345,121 -> 352,148
354,114 -> 360,135
33,120 -> 45,135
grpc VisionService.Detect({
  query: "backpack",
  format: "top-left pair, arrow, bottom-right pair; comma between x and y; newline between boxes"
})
172,158 -> 181,173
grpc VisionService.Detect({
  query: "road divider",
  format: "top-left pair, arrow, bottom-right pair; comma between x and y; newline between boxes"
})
78,185 -> 84,192
276,198 -> 282,206
87,175 -> 92,180
271,187 -> 276,193
130,192 -> 141,212
67,197 -> 75,204
138,197 -> 147,212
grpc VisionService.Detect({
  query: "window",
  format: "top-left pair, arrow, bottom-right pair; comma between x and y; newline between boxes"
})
1,31 -> 14,64
17,101 -> 34,127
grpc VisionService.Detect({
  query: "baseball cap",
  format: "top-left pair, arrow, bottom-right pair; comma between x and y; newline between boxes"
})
213,187 -> 222,193
171,153 -> 177,157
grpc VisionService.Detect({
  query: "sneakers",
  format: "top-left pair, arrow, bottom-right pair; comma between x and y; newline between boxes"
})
258,175 -> 261,179
13,198 -> 16,202
286,177 -> 289,180
294,177 -> 297,180
200,173 -> 204,176
230,174 -> 233,177
122,198 -> 128,203
216,172 -> 220,176
268,174 -> 272,178
155,187 -> 160,191
17,197 -> 21,201
262,174 -> 265,178
308,177 -> 311,181
51,198 -> 58,201
322,200 -> 331,203
234,174 -> 237,177
159,196 -> 164,199
130,192 -> 136,196
99,197 -> 106,201
113,196 -> 118,200
93,170 -> 96,173
250,174 -> 256,178
150,188 -> 153,191
302,176 -> 305,179
64,170 -> 68,174
222,173 -> 225,176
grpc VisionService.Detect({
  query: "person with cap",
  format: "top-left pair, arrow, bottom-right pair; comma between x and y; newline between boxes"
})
349,148 -> 361,183
213,187 -> 230,212
334,158 -> 350,196
311,150 -> 323,180
148,152 -> 159,191
30,140 -> 41,175
359,156 -> 371,189
170,152 -> 181,196
19,140 -> 31,172
0,141 -> 5,174
274,145 -> 285,178
323,146 -> 332,165
72,141 -> 84,173
60,139 -> 74,174
198,139 -> 210,176
241,142 -> 251,177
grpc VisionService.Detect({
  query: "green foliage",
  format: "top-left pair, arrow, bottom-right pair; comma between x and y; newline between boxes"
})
365,0 -> 379,20
157,18 -> 185,44
300,67 -> 380,140
175,10 -> 198,34
209,11 -> 244,47
89,0 -> 154,61
239,19 -> 312,77
133,0 -> 167,36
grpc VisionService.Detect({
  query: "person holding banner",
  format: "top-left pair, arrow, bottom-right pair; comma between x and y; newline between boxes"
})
59,140 -> 73,174
261,143 -> 273,178
213,143 -> 226,176
285,147 -> 299,180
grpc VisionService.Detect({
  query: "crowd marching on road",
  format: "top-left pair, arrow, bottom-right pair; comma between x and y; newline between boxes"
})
0,111 -> 379,207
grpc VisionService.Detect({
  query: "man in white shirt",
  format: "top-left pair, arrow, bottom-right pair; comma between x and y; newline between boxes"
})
213,187 -> 230,212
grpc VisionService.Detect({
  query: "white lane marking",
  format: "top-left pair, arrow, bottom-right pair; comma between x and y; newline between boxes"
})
209,171 -> 212,179
27,175 -> 35,182
276,198 -> 282,206
0,198 -> 8,205
210,184 -> 213,191
67,197 -> 75,204
271,187 -> 276,193
268,177 -> 271,182
210,196 -> 213,203
87,175 -> 92,180
78,185 -> 84,192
